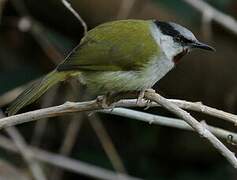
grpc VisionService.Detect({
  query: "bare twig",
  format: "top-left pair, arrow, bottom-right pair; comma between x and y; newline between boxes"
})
30,21 -> 64,63
144,91 -> 237,168
31,86 -> 59,146
183,0 -> 237,35
11,0 -> 64,64
62,0 -> 88,35
5,127 -> 47,180
0,112 -> 46,180
18,17 -> 64,64
0,159 -> 30,180
59,117 -> 82,154
51,116 -> 83,180
2,88 -> 237,124
0,100 -> 101,128
0,86 -> 24,107
1,92 -> 237,167
1,97 -> 237,128
101,108 -> 237,144
88,114 -> 127,174
117,0 -> 136,19
0,135 -> 141,180
162,99 -> 237,125
201,10 -> 213,40
115,99 -> 237,125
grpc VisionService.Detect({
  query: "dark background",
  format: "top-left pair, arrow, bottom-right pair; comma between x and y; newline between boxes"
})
0,0 -> 237,179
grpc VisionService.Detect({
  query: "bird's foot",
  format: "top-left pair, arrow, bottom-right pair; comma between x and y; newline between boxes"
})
144,99 -> 153,110
136,89 -> 156,108
145,89 -> 156,94
96,93 -> 115,109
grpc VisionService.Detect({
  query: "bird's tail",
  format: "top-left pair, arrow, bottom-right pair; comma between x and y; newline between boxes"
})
7,70 -> 78,116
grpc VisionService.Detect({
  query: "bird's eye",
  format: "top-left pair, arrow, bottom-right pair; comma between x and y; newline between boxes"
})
174,35 -> 191,44
174,35 -> 182,42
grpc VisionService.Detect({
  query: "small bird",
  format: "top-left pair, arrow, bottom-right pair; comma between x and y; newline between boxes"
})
7,19 -> 215,115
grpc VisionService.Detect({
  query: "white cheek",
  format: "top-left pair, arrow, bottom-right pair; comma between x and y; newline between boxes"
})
160,36 -> 183,59
150,24 -> 184,60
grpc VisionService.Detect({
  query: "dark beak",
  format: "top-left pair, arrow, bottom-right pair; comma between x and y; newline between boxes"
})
191,41 -> 215,51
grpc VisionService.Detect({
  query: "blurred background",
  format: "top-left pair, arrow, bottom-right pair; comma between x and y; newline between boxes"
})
0,0 -> 237,179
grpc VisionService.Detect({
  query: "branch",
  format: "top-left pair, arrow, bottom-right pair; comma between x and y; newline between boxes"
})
62,0 -> 88,35
50,115 -> 83,180
5,127 -> 47,180
0,135 -> 141,180
88,114 -> 127,174
117,0 -> 136,19
116,99 -> 237,125
144,91 -> 237,168
1,97 -> 237,128
31,86 -> 59,146
0,112 -> 46,180
183,0 -> 237,35
101,108 -> 237,144
0,85 -> 24,107
1,92 -> 237,167
11,0 -> 64,64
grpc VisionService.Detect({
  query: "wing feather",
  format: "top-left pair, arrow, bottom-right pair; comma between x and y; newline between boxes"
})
57,20 -> 159,72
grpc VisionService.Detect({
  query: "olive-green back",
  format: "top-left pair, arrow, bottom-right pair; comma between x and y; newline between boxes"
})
58,20 -> 159,71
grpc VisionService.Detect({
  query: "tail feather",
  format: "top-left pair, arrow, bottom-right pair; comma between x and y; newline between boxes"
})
7,70 -> 76,116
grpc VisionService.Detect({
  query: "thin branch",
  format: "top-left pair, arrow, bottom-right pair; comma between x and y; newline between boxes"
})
101,108 -> 237,144
5,127 -> 47,180
60,117 -> 82,155
117,0 -> 136,19
1,96 -> 237,128
0,135 -> 141,180
116,99 -> 237,125
31,86 -> 59,146
50,116 -> 83,180
30,21 -> 64,63
1,92 -> 237,167
144,91 -> 237,168
0,112 -> 47,180
183,0 -> 237,35
0,85 -> 24,107
201,10 -> 212,40
88,114 -> 127,174
2,87 -> 237,125
62,0 -> 88,35
11,0 -> 64,64
0,100 -> 102,128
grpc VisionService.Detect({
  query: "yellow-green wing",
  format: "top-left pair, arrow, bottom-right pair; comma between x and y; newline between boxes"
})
57,20 -> 159,71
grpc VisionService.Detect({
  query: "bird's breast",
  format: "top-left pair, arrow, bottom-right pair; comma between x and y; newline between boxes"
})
139,55 -> 175,88
81,55 -> 174,93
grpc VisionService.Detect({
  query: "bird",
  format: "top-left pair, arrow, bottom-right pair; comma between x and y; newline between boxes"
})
7,19 -> 215,116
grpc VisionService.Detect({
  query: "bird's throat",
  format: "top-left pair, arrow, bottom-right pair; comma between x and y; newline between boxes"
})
173,49 -> 188,64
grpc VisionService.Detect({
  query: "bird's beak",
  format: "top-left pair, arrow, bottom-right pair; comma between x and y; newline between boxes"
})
191,41 -> 215,51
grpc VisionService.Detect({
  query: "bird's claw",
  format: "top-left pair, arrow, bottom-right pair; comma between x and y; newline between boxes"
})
136,89 -> 155,108
96,94 -> 115,110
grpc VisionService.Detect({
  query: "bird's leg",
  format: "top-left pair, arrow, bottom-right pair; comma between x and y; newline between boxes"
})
136,90 -> 145,106
144,99 -> 152,110
144,89 -> 156,110
137,89 -> 156,108
96,92 -> 114,109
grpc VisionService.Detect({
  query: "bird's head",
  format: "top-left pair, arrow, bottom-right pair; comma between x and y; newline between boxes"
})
153,20 -> 215,64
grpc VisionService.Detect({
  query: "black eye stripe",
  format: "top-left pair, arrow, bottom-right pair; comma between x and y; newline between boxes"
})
154,20 -> 180,37
154,20 -> 193,44
174,35 -> 193,44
